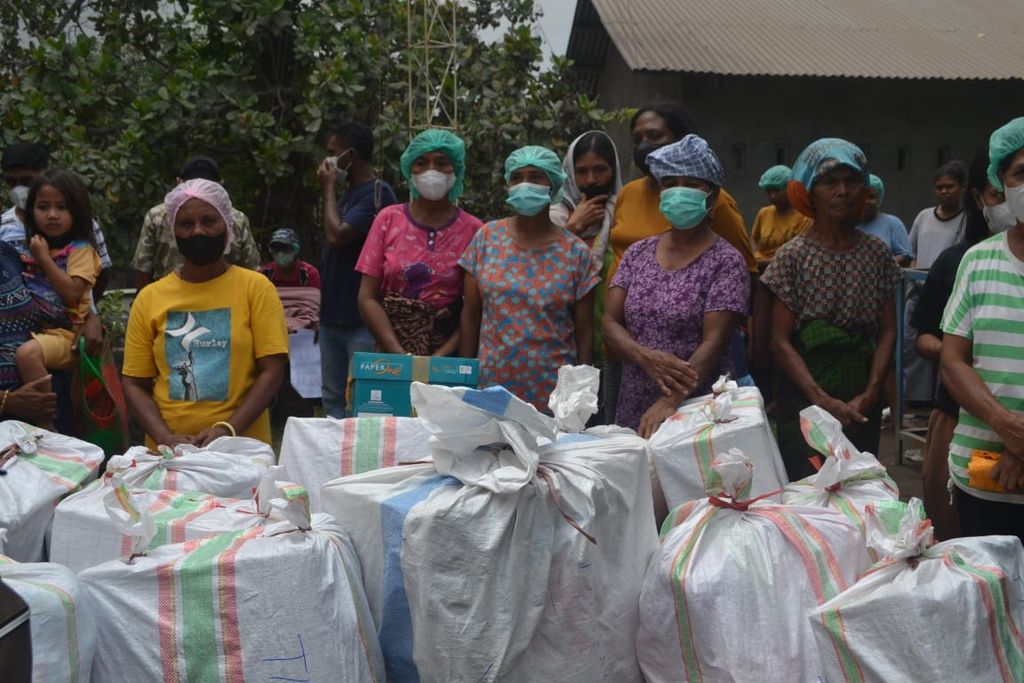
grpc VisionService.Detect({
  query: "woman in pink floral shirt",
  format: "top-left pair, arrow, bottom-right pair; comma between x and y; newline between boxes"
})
357,129 -> 481,355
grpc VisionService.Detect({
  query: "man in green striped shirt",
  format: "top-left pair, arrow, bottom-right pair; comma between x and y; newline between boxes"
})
941,116 -> 1024,540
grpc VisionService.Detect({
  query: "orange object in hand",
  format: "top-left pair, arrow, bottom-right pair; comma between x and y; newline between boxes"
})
968,449 -> 1006,493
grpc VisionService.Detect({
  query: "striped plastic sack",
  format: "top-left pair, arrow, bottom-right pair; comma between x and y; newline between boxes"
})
637,450 -> 871,683
321,382 -> 658,683
0,421 -> 104,562
278,416 -> 430,512
49,468 -> 286,572
648,379 -> 788,510
783,406 -> 898,545
80,482 -> 384,683
106,436 -> 275,499
811,499 -> 1024,682
0,555 -> 96,683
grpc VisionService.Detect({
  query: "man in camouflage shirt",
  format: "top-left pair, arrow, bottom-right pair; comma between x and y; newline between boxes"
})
131,155 -> 260,288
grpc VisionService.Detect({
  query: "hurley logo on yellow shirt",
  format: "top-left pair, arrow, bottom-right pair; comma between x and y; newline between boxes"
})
165,309 -> 231,402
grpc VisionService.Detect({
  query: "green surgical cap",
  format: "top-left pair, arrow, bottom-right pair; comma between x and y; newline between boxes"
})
868,174 -> 885,203
400,129 -> 467,202
988,117 -> 1024,192
758,165 -> 791,190
503,145 -> 566,203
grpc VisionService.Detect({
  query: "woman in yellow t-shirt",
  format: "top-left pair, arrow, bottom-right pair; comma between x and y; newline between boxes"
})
750,164 -> 812,267
749,165 -> 812,384
122,179 -> 289,448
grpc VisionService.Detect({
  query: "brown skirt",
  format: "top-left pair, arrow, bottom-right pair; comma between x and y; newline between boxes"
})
381,293 -> 460,356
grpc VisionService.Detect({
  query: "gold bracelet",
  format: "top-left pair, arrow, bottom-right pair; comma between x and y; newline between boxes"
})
212,421 -> 236,437
0,390 -> 9,415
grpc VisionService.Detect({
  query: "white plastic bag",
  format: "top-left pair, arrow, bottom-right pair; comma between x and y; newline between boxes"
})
647,381 -> 787,509
783,406 -> 898,539
50,468 -> 283,572
80,481 -> 384,683
278,415 -> 431,511
105,436 -> 274,498
548,364 -> 601,432
1,555 -> 96,683
0,421 -> 104,562
637,450 -> 871,683
322,381 -> 658,683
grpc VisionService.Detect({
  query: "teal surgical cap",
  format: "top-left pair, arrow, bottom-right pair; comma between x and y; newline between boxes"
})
791,138 -> 868,190
400,129 -> 467,202
758,165 -> 791,190
988,117 -> 1024,192
868,174 -> 885,203
503,145 -> 566,202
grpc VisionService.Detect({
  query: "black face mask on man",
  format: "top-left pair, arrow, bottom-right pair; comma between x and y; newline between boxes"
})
633,141 -> 666,177
176,232 -> 227,266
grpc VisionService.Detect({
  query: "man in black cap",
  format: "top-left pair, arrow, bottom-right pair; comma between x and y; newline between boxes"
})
1,141 -> 113,297
131,154 -> 261,289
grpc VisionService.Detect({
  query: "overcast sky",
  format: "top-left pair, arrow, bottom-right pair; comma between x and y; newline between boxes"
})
534,0 -> 576,56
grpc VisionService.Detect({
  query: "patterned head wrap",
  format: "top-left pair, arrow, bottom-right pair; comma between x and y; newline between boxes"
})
646,135 -> 724,186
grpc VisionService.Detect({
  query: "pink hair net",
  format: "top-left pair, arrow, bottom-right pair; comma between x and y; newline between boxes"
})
164,178 -> 235,251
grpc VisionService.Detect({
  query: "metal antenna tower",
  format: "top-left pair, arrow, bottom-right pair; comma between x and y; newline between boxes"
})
407,0 -> 459,131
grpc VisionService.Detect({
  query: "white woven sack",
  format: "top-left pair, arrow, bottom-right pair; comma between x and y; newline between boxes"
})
279,415 -> 430,511
80,482 -> 383,682
0,421 -> 103,562
106,436 -> 274,499
323,373 -> 658,682
1,555 -> 96,682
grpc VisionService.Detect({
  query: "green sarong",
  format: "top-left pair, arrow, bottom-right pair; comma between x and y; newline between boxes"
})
776,319 -> 881,479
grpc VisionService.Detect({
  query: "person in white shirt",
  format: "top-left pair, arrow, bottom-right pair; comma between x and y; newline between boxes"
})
904,161 -> 968,406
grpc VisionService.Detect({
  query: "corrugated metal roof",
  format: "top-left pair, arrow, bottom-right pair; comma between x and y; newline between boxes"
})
580,0 -> 1024,80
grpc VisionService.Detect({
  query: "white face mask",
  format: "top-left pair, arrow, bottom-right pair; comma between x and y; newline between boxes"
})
983,201 -> 1017,233
326,149 -> 354,184
7,185 -> 28,211
412,170 -> 455,201
1005,184 -> 1024,224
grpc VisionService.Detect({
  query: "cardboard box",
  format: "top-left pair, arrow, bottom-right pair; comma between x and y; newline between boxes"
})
348,352 -> 479,417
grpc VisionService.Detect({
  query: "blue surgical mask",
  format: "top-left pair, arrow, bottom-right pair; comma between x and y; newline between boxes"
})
659,187 -> 710,230
506,182 -> 552,217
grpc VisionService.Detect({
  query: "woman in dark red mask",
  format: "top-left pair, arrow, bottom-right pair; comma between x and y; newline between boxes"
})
122,179 -> 289,449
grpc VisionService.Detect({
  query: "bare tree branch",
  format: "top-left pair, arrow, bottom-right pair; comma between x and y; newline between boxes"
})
54,0 -> 87,35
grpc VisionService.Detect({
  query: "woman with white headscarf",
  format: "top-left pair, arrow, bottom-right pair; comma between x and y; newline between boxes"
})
122,179 -> 289,448
603,135 -> 750,436
549,130 -> 623,261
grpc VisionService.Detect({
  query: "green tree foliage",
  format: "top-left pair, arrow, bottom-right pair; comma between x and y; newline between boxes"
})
0,0 -> 612,277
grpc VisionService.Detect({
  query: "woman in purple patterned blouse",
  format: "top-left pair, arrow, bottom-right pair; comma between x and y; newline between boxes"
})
603,136 -> 750,436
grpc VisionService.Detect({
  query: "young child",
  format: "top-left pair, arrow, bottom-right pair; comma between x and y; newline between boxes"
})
16,170 -> 101,426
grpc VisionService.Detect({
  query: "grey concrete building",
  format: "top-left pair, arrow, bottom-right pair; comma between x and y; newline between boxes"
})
567,0 -> 1024,228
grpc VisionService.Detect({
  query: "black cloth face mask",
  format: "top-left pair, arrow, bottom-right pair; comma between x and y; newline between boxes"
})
579,183 -> 614,200
633,141 -> 666,177
176,232 -> 227,266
